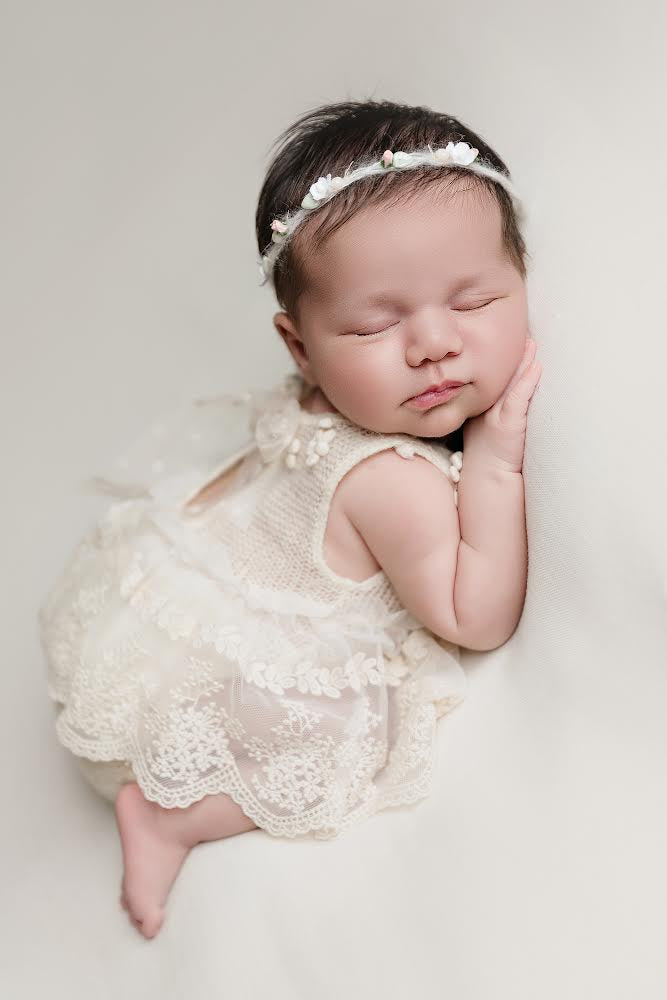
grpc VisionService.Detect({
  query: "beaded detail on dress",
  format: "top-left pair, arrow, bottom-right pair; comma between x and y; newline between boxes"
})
247,370 -> 462,498
38,371 -> 467,839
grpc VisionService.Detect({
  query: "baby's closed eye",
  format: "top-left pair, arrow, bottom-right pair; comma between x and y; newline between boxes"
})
340,449 -> 461,643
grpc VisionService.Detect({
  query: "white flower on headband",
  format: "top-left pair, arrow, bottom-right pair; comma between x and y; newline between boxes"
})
301,173 -> 345,210
434,141 -> 479,165
381,143 -> 478,170
380,150 -> 413,168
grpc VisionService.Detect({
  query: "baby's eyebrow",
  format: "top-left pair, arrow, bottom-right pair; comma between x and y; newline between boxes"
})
350,272 -> 488,308
352,291 -> 398,308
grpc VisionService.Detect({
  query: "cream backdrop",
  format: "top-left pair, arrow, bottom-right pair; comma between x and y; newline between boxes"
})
2,1 -> 666,997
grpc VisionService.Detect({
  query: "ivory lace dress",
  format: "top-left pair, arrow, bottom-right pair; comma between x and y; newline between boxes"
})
38,372 -> 467,840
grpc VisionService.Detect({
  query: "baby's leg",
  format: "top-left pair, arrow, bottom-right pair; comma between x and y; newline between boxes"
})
115,782 -> 258,939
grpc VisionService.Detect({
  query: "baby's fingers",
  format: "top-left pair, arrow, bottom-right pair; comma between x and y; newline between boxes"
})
524,359 -> 542,402
507,338 -> 536,392
502,354 -> 542,417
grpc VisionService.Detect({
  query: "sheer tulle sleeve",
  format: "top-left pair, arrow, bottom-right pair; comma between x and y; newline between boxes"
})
79,389 -> 259,500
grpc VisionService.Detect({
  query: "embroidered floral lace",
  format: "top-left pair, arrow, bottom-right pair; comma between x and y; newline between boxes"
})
38,372 -> 466,840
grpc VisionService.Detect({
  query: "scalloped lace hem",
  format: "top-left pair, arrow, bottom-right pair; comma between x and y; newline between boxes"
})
55,701 -> 454,841
69,746 -> 438,841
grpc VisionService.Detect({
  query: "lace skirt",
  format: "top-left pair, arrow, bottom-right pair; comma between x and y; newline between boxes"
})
39,501 -> 467,841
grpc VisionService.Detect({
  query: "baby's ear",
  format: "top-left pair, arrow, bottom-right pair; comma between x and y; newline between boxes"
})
272,312 -> 315,384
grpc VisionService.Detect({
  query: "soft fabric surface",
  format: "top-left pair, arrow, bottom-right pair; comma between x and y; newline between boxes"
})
3,1 -> 665,997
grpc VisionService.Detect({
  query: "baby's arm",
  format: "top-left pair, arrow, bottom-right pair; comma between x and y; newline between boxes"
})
345,339 -> 541,652
455,336 -> 542,645
453,454 -> 527,650
344,451 -> 503,651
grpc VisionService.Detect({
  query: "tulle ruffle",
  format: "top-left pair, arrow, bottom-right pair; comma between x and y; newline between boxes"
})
80,373 -> 305,502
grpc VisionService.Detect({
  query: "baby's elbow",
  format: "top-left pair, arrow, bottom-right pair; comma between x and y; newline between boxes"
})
458,632 -> 503,652
445,601 -> 522,652
470,634 -> 510,652
446,620 -> 515,652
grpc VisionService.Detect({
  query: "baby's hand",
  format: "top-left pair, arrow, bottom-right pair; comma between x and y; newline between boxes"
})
463,337 -> 542,476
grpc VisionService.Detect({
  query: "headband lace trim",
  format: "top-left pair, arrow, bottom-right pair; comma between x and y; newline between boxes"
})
258,141 -> 524,287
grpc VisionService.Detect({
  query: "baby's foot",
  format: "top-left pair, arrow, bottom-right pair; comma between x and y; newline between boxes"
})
115,782 -> 191,939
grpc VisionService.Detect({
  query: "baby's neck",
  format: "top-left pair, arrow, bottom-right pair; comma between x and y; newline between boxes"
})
299,384 -> 339,416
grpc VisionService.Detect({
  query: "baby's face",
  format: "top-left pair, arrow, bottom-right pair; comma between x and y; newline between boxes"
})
274,184 -> 530,437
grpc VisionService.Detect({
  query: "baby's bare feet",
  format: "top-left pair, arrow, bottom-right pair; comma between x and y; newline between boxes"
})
115,782 -> 191,939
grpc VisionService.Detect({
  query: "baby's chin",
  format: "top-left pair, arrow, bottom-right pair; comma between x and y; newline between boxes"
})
399,397 -> 470,438
344,390 -> 470,437
382,414 -> 466,441
410,423 -> 465,442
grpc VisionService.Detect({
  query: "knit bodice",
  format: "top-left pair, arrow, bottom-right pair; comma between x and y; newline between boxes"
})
170,372 -> 463,623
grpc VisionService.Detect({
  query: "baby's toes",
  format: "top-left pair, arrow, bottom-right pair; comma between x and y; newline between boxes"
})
141,906 -> 164,939
125,892 -> 164,939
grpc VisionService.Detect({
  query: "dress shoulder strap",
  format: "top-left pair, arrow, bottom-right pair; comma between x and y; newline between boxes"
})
315,420 -> 464,507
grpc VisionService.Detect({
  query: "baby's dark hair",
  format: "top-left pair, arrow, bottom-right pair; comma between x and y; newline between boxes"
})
255,98 -> 530,321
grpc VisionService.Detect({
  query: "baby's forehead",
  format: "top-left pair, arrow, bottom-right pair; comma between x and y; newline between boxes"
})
306,245 -> 505,310
320,192 -> 500,262
296,187 -> 508,312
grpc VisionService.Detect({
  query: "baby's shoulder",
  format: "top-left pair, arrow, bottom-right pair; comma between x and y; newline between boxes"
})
337,441 -> 458,513
334,441 -> 463,641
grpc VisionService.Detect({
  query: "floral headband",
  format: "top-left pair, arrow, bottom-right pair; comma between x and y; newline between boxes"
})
258,141 -> 524,287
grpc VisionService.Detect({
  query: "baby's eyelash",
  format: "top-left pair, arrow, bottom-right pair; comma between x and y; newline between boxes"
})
353,299 -> 497,337
454,299 -> 496,311
354,323 -> 397,338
